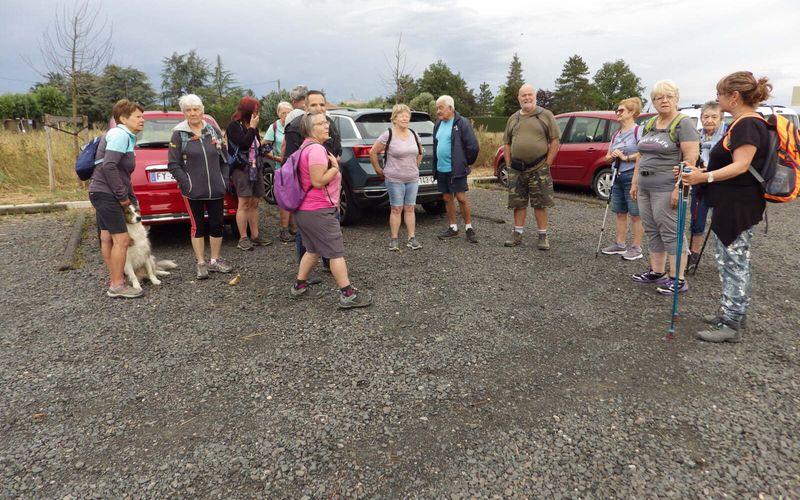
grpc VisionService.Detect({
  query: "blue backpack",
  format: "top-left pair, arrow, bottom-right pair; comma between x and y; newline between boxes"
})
274,142 -> 315,212
75,136 -> 104,180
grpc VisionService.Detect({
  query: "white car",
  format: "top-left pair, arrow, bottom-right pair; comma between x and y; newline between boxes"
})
679,104 -> 799,131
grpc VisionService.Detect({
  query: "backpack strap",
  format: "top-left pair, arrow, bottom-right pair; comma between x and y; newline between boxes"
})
722,112 -> 766,151
410,128 -> 422,154
634,125 -> 642,142
383,127 -> 393,163
643,116 -> 657,135
642,114 -> 686,143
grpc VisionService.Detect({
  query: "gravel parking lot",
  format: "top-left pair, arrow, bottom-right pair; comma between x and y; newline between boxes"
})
1,187 -> 798,498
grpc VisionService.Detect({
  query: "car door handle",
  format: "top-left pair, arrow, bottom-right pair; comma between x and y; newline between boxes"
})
586,147 -> 597,151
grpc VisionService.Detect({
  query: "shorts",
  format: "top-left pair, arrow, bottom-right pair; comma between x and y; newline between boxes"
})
386,179 -> 419,206
89,191 -> 130,234
293,208 -> 345,259
231,166 -> 265,198
436,171 -> 468,194
610,169 -> 639,216
507,164 -> 555,209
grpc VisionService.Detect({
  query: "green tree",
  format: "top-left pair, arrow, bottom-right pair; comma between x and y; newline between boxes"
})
32,85 -> 68,117
492,86 -> 506,116
552,54 -> 601,114
416,60 -> 476,116
210,55 -> 237,99
502,53 -> 525,116
0,93 -> 41,121
409,92 -> 436,118
161,50 -> 211,106
592,59 -> 646,110
477,82 -> 494,116
98,65 -> 157,108
536,89 -> 555,110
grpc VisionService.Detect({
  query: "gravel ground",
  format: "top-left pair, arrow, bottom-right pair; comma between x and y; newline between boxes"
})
1,187 -> 798,498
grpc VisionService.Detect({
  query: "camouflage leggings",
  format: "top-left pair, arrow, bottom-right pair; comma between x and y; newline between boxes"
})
714,229 -> 753,323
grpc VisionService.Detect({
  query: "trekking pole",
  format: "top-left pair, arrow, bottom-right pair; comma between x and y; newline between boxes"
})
595,158 -> 620,258
667,163 -> 692,340
690,229 -> 712,276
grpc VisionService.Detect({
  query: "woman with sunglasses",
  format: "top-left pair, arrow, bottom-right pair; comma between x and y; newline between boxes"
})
601,97 -> 644,261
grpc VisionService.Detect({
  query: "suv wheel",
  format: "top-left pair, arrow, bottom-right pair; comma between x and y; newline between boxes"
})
497,160 -> 509,187
263,166 -> 276,204
337,179 -> 362,226
593,167 -> 613,201
422,201 -> 445,215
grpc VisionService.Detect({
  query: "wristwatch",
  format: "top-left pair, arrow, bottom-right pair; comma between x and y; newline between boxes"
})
707,171 -> 715,183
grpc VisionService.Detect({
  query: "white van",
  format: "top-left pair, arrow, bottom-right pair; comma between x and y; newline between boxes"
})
679,104 -> 799,131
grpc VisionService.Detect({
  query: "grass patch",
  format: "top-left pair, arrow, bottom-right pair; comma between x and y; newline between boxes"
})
0,129 -> 101,200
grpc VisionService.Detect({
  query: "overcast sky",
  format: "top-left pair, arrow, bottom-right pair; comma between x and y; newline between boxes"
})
2,0 -> 799,111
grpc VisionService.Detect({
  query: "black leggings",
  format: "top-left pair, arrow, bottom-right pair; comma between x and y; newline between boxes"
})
183,197 -> 225,238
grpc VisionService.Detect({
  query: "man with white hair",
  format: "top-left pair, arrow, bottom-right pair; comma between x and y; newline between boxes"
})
433,95 -> 480,243
502,84 -> 560,250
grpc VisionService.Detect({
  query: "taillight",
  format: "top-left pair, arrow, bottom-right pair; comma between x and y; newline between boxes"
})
352,146 -> 372,158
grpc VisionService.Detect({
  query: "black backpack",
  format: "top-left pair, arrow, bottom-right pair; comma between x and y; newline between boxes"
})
383,128 -> 423,163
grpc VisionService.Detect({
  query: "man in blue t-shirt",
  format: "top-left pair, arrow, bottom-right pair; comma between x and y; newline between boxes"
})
432,95 -> 480,243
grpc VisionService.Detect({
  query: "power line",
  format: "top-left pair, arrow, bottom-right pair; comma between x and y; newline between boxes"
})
0,76 -> 39,83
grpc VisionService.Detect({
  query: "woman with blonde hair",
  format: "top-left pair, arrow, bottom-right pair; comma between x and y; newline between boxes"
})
630,80 -> 700,295
369,104 -> 424,250
601,97 -> 644,260
263,100 -> 296,242
681,71 -> 772,342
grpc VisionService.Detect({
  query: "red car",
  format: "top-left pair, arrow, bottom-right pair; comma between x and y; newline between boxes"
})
493,111 -> 655,200
113,111 -> 238,225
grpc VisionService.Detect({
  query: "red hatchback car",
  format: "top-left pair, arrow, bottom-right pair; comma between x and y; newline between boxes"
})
493,111 -> 654,200
113,111 -> 238,225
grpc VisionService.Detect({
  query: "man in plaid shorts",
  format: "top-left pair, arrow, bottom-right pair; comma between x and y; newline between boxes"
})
502,84 -> 561,250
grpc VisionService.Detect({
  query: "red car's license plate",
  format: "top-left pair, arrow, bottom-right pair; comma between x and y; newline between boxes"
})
149,171 -> 174,183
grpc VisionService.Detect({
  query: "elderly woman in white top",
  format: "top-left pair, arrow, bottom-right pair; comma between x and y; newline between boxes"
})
263,101 -> 296,242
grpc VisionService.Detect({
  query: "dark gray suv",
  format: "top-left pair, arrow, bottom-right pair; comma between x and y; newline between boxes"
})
262,108 -> 444,225
328,108 -> 444,225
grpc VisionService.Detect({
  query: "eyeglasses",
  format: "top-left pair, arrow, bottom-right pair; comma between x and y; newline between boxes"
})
653,95 -> 676,102
615,108 -> 626,114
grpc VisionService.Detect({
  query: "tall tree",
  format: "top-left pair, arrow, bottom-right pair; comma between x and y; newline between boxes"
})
26,0 -> 113,151
416,60 -> 476,116
592,59 -> 646,110
502,53 -> 525,116
492,85 -> 506,116
536,89 -> 555,110
409,92 -> 436,118
552,54 -> 600,114
161,50 -> 211,106
211,55 -> 237,99
259,89 -> 292,127
477,82 -> 494,116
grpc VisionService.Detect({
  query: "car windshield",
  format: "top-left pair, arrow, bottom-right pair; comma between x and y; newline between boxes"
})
354,112 -> 434,139
136,118 -> 182,147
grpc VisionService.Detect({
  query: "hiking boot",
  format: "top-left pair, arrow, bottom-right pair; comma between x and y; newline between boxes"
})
290,283 -> 308,298
250,235 -> 271,246
406,236 -> 422,250
696,318 -> 742,343
656,278 -> 689,295
504,230 -> 523,247
196,262 -> 209,280
537,233 -> 550,251
208,258 -> 232,273
438,227 -> 459,240
632,269 -> 670,284
237,237 -> 254,251
339,288 -> 372,309
307,272 -> 322,285
389,238 -> 400,251
107,284 -> 144,299
466,228 -> 478,244
703,313 -> 747,328
279,227 -> 295,242
289,224 -> 297,235
687,252 -> 701,269
601,242 -> 626,255
622,245 -> 644,261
